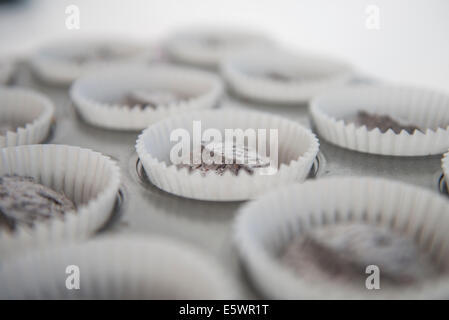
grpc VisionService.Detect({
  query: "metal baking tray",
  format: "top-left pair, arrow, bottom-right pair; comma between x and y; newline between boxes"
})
11,62 -> 448,299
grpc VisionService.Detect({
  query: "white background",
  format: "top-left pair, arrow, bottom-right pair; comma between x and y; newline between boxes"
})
0,0 -> 448,92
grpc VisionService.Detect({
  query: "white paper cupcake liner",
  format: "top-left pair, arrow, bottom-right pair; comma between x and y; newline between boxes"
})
234,176 -> 449,299
135,108 -> 319,201
165,27 -> 274,69
0,144 -> 121,258
0,235 -> 238,299
70,63 -> 224,131
221,49 -> 353,104
310,85 -> 449,156
30,37 -> 158,85
0,59 -> 14,85
0,87 -> 54,148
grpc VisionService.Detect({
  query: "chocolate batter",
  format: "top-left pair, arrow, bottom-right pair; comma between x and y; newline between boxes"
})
125,89 -> 187,109
0,175 -> 76,231
177,142 -> 273,176
352,111 -> 420,134
282,223 -> 442,287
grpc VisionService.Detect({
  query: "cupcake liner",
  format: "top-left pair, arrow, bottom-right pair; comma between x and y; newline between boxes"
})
234,177 -> 449,299
0,59 -> 14,85
135,108 -> 319,201
165,27 -> 274,69
310,85 -> 449,156
221,49 -> 353,104
70,63 -> 224,131
0,235 -> 238,299
0,87 -> 54,148
30,37 -> 158,86
0,144 -> 121,258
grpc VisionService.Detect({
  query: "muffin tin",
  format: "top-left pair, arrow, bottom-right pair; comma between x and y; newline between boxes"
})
3,61 -> 448,299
